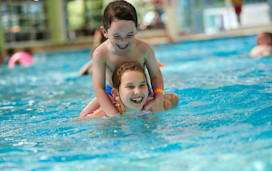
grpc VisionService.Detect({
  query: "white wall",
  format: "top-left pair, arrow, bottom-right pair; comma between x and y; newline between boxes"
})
203,2 -> 271,33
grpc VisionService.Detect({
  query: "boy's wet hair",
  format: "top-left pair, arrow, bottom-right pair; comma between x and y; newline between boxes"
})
112,61 -> 147,90
103,0 -> 138,30
262,32 -> 272,39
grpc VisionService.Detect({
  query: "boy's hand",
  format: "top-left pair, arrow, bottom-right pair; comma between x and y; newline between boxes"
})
143,93 -> 164,113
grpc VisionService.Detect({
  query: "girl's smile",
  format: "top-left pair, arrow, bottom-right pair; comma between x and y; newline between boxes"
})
117,70 -> 149,112
130,96 -> 145,104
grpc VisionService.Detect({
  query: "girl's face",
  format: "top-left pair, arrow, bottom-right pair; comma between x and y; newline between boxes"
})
117,70 -> 149,112
104,20 -> 137,51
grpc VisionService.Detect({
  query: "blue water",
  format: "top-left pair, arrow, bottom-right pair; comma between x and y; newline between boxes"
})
1,36 -> 272,170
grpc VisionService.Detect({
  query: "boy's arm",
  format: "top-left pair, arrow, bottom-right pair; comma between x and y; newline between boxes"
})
249,46 -> 259,57
92,51 -> 120,116
143,44 -> 164,113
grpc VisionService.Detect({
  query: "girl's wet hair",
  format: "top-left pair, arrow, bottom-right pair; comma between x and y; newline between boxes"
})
103,0 -> 138,30
112,62 -> 147,90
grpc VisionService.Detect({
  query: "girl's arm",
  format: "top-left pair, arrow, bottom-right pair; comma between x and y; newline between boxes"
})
79,97 -> 100,118
163,93 -> 179,110
72,95 -> 123,121
70,107 -> 107,121
83,108 -> 107,120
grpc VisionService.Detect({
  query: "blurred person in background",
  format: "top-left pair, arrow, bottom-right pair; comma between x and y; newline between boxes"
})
79,29 -> 106,76
153,0 -> 164,29
0,51 -> 4,65
231,0 -> 244,25
8,48 -> 33,68
249,32 -> 272,58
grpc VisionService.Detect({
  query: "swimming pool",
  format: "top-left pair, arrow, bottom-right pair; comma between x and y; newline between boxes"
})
1,36 -> 272,170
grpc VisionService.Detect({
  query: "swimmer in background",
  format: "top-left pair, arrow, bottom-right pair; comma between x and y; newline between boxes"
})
0,51 -> 4,65
79,29 -> 107,76
72,62 -> 178,121
80,0 -> 165,117
8,48 -> 33,68
249,32 -> 272,58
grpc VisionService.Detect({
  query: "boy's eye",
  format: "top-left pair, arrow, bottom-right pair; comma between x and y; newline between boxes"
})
126,85 -> 134,89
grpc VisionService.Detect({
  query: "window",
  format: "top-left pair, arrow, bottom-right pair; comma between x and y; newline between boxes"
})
1,0 -> 49,43
66,0 -> 103,38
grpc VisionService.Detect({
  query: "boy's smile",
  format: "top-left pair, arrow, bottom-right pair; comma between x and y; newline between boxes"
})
117,44 -> 129,50
106,20 -> 137,51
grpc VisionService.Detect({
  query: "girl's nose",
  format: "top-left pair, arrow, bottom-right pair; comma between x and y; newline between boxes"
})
134,87 -> 141,94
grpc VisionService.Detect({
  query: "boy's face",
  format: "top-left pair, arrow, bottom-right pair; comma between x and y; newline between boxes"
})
117,70 -> 149,112
257,33 -> 272,45
104,20 -> 137,51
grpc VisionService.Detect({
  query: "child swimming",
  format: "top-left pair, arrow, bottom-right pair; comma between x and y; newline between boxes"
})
75,62 -> 178,120
80,0 -> 164,117
249,32 -> 272,58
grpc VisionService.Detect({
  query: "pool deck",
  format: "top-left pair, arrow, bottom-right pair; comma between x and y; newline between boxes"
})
4,25 -> 272,53
140,25 -> 272,45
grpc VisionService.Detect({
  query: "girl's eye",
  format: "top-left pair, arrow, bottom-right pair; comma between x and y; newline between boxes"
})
140,84 -> 147,88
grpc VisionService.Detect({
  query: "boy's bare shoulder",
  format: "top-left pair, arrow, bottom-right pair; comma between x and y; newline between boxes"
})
134,38 -> 154,53
92,41 -> 109,59
249,45 -> 272,58
135,38 -> 153,48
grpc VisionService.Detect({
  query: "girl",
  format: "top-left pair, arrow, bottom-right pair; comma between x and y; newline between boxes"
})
76,62 -> 178,121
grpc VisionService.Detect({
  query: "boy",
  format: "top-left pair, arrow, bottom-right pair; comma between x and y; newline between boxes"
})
80,0 -> 164,117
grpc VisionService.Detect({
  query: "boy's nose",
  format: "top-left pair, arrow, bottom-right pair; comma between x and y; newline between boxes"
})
119,38 -> 127,43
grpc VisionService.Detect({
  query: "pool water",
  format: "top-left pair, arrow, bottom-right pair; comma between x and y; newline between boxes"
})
1,36 -> 272,170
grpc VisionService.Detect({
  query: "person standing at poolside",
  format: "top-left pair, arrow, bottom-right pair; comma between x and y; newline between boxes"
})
249,32 -> 272,58
79,0 -> 164,117
231,0 -> 244,25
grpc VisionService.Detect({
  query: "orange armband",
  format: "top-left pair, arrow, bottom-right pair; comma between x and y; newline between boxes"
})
153,89 -> 164,94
